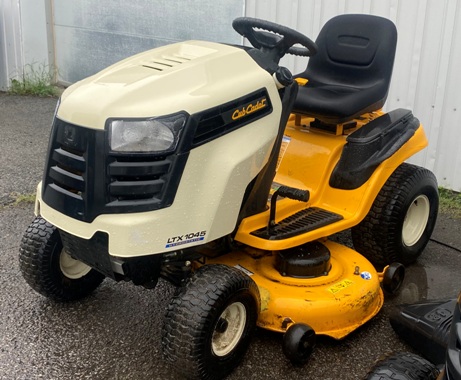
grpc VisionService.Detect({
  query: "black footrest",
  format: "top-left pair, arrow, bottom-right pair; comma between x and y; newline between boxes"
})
252,208 -> 343,240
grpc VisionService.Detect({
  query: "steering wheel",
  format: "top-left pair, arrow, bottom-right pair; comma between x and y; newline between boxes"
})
232,17 -> 318,59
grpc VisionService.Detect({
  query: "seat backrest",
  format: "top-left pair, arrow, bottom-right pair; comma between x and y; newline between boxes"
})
300,14 -> 397,90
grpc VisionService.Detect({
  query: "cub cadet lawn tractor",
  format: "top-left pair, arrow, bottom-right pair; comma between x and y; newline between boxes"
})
19,14 -> 439,379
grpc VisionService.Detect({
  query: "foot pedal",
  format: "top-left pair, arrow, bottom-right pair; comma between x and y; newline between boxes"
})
253,207 -> 343,240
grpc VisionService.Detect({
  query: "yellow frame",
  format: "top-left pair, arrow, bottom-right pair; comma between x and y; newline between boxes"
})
235,113 -> 428,251
208,111 -> 428,338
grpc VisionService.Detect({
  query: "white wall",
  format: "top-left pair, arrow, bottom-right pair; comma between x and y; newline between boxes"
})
0,0 -> 23,90
245,0 -> 461,191
2,0 -> 461,190
19,0 -> 51,70
0,0 -> 51,91
52,0 -> 245,84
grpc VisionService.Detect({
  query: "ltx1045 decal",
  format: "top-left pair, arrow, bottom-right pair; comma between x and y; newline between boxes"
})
165,231 -> 207,248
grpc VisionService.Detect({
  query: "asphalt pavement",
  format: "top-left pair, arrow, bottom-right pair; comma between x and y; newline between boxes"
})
1,93 -> 461,380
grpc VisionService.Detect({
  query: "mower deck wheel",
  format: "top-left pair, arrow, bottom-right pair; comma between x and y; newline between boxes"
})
282,323 -> 316,366
383,263 -> 405,294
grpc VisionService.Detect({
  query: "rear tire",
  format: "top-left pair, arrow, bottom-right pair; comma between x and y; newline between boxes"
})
19,217 -> 105,302
352,163 -> 438,266
162,264 -> 260,380
364,352 -> 439,380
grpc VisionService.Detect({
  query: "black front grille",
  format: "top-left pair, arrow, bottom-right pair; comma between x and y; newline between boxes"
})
42,118 -> 189,222
49,147 -> 85,196
107,157 -> 169,201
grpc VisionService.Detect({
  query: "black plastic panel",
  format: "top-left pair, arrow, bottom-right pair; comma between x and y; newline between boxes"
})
330,109 -> 420,190
446,296 -> 461,379
275,241 -> 331,278
60,230 -> 115,279
191,88 -> 272,147
390,299 -> 456,365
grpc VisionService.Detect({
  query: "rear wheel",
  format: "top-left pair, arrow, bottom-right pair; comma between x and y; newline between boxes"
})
364,352 -> 439,380
352,163 -> 438,266
19,217 -> 105,302
162,264 -> 260,380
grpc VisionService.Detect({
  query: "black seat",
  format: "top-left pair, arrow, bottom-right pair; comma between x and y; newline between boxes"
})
293,14 -> 397,124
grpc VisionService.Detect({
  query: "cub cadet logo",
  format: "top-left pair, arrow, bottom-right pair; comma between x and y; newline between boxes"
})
232,98 -> 267,120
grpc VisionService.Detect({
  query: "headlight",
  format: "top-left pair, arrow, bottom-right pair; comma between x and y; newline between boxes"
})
109,113 -> 187,153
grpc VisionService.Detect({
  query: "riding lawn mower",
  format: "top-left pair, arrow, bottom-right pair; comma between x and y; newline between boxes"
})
19,14 -> 439,379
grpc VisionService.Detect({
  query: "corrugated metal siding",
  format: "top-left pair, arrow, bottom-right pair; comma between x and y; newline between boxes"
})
246,0 -> 461,190
0,0 -> 52,91
3,1 -> 460,190
0,0 -> 23,91
52,0 -> 245,84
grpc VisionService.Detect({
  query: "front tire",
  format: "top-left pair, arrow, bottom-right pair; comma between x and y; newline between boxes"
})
162,264 -> 260,380
352,163 -> 438,266
364,352 -> 439,380
19,217 -> 105,302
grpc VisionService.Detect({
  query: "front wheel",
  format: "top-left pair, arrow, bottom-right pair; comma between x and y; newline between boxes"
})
19,217 -> 105,302
162,264 -> 260,380
352,163 -> 438,266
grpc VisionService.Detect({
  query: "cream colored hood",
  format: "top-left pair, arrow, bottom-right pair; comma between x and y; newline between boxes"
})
57,40 -> 274,129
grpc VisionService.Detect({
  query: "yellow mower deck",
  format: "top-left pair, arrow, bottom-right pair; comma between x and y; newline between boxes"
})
206,240 -> 383,339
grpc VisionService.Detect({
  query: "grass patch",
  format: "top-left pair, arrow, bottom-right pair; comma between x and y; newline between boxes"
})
0,192 -> 36,210
439,187 -> 461,217
8,63 -> 58,97
13,193 -> 36,206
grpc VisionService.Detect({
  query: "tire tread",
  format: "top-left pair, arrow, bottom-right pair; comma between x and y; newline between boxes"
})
352,163 -> 438,266
364,352 -> 439,380
162,264 -> 260,379
19,217 -> 104,302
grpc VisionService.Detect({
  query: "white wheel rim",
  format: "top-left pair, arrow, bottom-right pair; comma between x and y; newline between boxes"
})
59,250 -> 92,279
211,302 -> 247,357
402,194 -> 430,246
